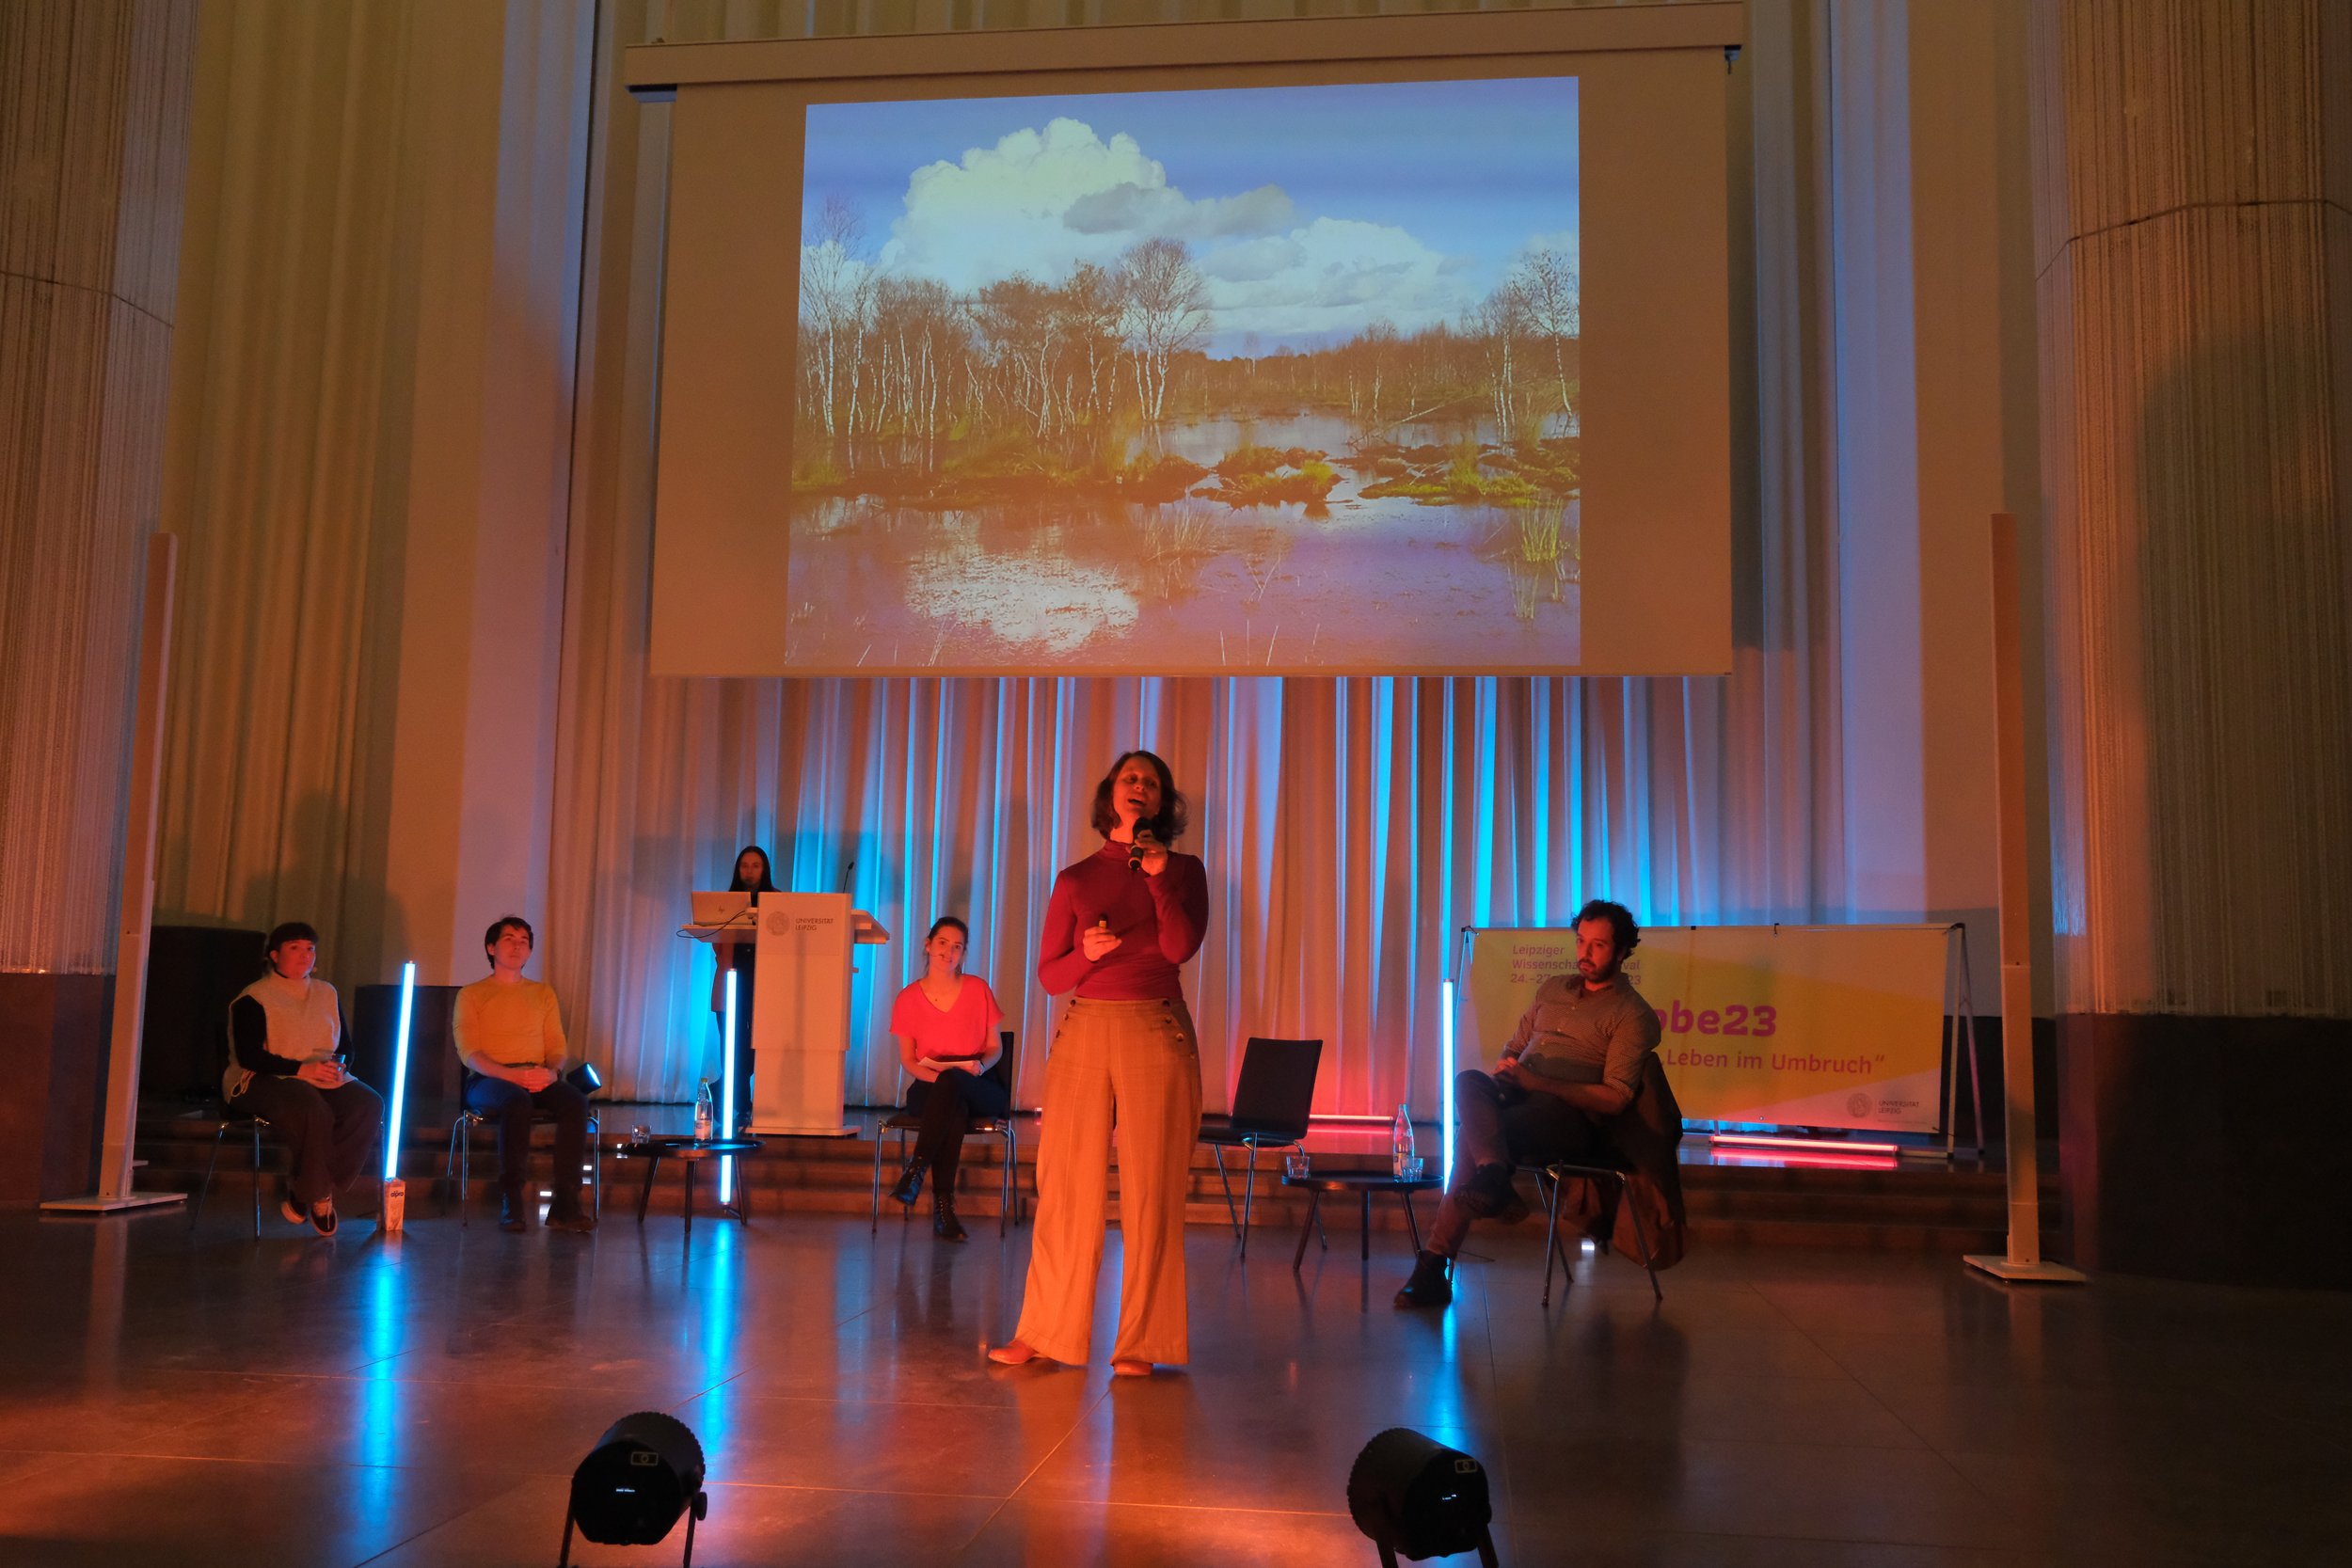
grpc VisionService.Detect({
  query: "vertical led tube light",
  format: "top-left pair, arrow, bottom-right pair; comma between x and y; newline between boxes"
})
1440,977 -> 1456,1181
720,968 -> 739,1204
383,962 -> 416,1182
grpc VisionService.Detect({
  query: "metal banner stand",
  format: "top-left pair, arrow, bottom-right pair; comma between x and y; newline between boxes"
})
1939,924 -> 1987,1161
44,535 -> 185,1217
1963,514 -> 2085,1285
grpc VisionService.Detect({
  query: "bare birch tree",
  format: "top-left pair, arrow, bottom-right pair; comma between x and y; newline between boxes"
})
1116,238 -> 1210,424
800,197 -> 866,440
1512,247 -> 1580,432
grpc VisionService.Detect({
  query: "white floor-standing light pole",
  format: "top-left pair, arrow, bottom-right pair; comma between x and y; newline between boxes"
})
720,969 -> 739,1206
45,535 -> 184,1216
1440,977 -> 1457,1183
1963,514 -> 2085,1286
379,962 -> 417,1231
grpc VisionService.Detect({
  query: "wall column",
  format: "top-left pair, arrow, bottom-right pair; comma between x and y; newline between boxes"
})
2033,0 -> 2352,1285
379,0 -> 596,986
0,0 -> 196,1199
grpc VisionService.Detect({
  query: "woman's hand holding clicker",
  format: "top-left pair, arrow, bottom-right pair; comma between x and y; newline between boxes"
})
1080,923 -> 1123,961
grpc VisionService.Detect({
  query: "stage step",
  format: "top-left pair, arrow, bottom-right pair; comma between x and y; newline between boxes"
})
134,1102 -> 2047,1252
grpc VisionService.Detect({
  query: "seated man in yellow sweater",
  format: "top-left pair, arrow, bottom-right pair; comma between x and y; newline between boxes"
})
455,916 -> 596,1232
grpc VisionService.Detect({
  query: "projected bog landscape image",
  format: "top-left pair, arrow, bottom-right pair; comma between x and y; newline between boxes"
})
790,77 -> 1581,672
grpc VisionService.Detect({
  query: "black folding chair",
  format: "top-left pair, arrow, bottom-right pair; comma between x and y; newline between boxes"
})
1535,1157 -> 1662,1306
445,1076 -> 602,1225
869,1030 -> 1024,1236
1196,1036 -> 1322,1258
189,1104 -> 273,1239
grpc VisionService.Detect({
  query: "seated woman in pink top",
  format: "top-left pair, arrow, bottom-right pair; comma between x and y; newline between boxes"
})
884,916 -> 1008,1242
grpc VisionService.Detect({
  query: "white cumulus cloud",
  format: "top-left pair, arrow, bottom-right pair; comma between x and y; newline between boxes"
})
881,118 -> 1291,291
1199,217 -> 1480,350
1063,181 -> 1295,239
868,118 -> 1483,352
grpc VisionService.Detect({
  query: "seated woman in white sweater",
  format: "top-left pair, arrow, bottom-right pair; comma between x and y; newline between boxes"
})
224,922 -> 382,1236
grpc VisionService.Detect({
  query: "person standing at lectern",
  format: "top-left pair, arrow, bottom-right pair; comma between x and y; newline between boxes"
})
1395,898 -> 1661,1307
709,844 -> 777,1124
883,915 -> 1009,1242
224,922 -> 382,1237
455,916 -> 596,1233
991,749 -> 1210,1377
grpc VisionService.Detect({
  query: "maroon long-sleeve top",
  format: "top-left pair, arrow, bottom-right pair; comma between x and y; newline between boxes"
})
1037,841 -> 1211,1000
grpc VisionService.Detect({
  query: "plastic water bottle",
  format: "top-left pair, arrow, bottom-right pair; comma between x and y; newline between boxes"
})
694,1080 -> 714,1142
1391,1103 -> 1416,1179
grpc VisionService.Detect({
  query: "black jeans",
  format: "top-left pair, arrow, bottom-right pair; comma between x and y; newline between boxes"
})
463,1073 -> 591,1211
1426,1069 -> 1599,1259
903,1068 -> 1012,1185
230,1075 -> 382,1208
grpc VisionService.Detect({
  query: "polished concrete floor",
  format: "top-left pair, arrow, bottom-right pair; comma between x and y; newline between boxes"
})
0,1200 -> 2344,1567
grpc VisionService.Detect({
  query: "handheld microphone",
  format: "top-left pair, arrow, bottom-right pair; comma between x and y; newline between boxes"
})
1128,828 -> 1152,872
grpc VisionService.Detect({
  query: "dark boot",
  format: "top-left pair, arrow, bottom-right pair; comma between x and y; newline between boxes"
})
932,1187 -> 967,1243
546,1186 -> 597,1232
1394,1250 -> 1454,1309
498,1184 -> 529,1233
889,1159 -> 926,1207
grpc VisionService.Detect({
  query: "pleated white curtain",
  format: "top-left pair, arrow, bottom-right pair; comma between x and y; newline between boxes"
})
543,0 -> 1848,1114
552,668 -> 1834,1114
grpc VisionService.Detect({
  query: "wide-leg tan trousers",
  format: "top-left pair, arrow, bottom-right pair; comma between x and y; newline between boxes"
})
1013,996 -> 1203,1366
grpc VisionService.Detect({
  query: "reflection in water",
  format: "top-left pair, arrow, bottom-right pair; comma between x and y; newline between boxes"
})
791,411 -> 1580,670
905,545 -> 1139,657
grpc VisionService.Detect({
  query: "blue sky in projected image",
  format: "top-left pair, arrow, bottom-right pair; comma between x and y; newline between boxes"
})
802,77 -> 1578,357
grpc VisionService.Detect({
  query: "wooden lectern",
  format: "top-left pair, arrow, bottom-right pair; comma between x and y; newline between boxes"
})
686,893 -> 888,1136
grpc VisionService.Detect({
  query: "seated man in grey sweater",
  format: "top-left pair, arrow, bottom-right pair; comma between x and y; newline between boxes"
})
1396,898 -> 1661,1307
224,922 -> 383,1236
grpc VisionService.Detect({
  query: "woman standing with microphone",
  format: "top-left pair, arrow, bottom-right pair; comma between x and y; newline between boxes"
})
990,750 -> 1209,1377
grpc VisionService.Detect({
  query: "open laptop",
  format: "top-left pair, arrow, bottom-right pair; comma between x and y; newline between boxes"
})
690,890 -> 757,927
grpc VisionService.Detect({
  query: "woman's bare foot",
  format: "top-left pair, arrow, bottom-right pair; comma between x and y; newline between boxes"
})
986,1339 -> 1041,1366
1111,1358 -> 1152,1378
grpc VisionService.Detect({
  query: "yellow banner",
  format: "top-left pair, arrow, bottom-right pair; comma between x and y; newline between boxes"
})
1459,925 -> 1952,1132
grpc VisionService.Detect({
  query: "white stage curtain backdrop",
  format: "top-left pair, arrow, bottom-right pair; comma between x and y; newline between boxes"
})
554,670 -> 1838,1115
542,0 -> 1848,1115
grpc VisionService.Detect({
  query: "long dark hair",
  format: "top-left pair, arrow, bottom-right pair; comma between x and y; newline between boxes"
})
727,845 -> 779,895
1089,750 -> 1187,844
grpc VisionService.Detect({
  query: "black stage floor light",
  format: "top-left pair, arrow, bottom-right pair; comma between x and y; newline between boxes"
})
560,1411 -> 708,1567
1347,1427 -> 1500,1567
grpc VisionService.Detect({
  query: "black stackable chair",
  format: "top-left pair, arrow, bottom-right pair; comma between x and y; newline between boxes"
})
1534,1156 -> 1662,1306
869,1030 -> 1025,1235
444,1062 -> 605,1225
188,1104 -> 275,1239
1196,1036 -> 1322,1258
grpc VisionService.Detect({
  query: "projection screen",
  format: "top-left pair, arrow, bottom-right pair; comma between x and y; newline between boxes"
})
628,5 -> 1740,677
